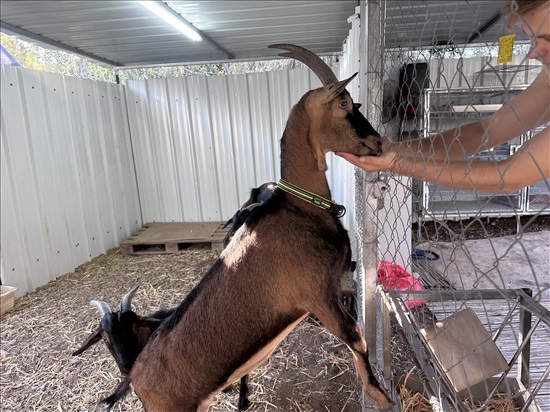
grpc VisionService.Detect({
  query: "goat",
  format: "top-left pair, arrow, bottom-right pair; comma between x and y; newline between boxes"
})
72,286 -> 172,375
224,182 -> 277,239
72,286 -> 250,410
74,288 -> 252,409
76,182 -> 279,407
102,44 -> 393,411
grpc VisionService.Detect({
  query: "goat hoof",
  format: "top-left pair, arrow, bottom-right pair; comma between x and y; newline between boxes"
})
237,396 -> 250,411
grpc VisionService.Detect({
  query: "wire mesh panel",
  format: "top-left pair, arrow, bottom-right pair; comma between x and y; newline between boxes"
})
355,1 -> 550,410
422,87 -> 526,217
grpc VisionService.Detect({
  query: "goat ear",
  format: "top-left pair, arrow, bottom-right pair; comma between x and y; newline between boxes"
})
136,317 -> 165,347
72,327 -> 102,355
138,317 -> 164,329
323,73 -> 358,102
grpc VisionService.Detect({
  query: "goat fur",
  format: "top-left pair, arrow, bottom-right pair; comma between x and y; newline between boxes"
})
102,74 -> 392,411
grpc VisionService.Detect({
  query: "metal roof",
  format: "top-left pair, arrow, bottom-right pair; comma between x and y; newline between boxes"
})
0,1 -> 528,68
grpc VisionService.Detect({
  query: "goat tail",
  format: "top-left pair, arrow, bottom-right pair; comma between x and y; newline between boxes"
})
100,377 -> 132,410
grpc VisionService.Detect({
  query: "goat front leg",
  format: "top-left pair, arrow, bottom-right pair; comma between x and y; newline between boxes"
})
313,298 -> 393,410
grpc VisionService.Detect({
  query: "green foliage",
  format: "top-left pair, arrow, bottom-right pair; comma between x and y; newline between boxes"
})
2,33 -> 338,83
1,33 -> 116,82
116,57 -> 337,82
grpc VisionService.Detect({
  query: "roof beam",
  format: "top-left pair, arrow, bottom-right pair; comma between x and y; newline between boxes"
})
0,21 -> 121,67
467,12 -> 502,44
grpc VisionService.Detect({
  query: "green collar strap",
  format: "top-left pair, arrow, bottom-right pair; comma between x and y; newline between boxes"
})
277,179 -> 346,217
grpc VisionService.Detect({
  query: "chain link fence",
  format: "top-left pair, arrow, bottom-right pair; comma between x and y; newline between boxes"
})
355,1 -> 549,410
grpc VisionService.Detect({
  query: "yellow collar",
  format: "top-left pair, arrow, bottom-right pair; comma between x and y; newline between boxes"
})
277,179 -> 346,217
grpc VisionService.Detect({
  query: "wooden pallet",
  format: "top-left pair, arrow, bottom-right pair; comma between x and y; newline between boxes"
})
121,222 -> 230,255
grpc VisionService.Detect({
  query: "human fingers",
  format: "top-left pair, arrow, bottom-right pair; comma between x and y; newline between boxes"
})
336,152 -> 388,172
338,148 -> 398,171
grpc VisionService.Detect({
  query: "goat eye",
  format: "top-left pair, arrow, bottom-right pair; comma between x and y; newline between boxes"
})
338,101 -> 348,109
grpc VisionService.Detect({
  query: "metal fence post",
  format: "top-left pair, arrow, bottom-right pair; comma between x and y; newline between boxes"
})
359,0 -> 385,366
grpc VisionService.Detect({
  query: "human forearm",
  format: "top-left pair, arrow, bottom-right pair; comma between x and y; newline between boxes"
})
393,155 -> 539,194
337,126 -> 549,193
394,127 -> 550,193
391,121 -> 489,161
392,69 -> 550,163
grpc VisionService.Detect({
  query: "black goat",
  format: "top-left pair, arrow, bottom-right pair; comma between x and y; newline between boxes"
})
72,286 -> 171,375
224,182 -> 277,239
74,288 -> 252,409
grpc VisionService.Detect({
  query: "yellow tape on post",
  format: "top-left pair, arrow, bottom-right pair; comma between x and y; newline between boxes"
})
498,34 -> 515,64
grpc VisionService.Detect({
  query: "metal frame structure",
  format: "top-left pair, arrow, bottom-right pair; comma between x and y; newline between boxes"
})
420,86 -> 550,221
381,288 -> 550,411
357,3 -> 549,408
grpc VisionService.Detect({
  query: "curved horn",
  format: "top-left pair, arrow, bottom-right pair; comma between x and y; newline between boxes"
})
243,202 -> 262,212
89,300 -> 112,318
268,44 -> 338,86
120,285 -> 139,312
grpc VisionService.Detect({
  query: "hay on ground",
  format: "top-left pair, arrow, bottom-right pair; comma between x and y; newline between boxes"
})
1,247 -> 364,412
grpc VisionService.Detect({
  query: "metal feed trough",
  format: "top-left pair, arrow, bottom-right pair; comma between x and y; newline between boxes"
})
380,288 -> 550,412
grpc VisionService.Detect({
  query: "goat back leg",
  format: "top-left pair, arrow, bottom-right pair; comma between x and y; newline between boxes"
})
312,299 -> 393,410
237,375 -> 250,410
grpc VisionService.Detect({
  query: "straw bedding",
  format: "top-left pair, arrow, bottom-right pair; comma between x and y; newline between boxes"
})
0,247 -> 364,412
0,246 -> 519,411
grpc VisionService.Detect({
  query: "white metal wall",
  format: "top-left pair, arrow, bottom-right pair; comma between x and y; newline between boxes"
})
429,54 -> 542,89
1,65 -> 141,297
124,68 -> 358,235
1,62 -> 363,297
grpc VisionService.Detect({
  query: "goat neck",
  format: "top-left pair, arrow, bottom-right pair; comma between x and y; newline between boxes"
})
280,99 -> 332,200
280,75 -> 382,202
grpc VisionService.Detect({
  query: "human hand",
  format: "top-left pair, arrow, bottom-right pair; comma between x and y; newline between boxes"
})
336,137 -> 397,173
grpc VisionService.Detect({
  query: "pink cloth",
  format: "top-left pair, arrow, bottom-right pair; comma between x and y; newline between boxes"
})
377,261 -> 428,309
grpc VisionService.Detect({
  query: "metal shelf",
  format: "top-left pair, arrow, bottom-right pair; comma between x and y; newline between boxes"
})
418,87 -> 549,220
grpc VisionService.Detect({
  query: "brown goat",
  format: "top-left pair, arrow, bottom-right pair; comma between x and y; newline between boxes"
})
102,44 -> 393,411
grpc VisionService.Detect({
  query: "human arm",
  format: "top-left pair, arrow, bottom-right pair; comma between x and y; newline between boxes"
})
338,126 -> 550,193
396,67 -> 550,160
337,67 -> 550,192
404,66 -> 550,159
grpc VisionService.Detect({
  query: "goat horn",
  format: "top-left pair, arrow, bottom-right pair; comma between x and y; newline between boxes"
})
89,300 -> 112,318
243,203 -> 261,212
268,44 -> 338,86
120,285 -> 139,312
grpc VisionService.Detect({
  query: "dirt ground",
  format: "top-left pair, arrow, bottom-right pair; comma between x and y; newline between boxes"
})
1,215 -> 548,411
415,215 -> 550,297
0,247 -> 370,412
414,214 -> 550,243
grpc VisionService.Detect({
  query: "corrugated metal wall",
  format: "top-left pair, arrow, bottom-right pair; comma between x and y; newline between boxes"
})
429,54 -> 542,89
2,61 -> 363,297
1,65 -> 141,297
124,67 -> 358,234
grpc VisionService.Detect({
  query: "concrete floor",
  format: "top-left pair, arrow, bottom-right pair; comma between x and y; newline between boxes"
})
414,230 -> 550,411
